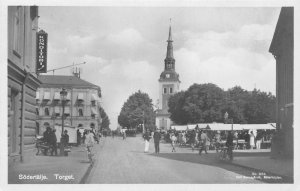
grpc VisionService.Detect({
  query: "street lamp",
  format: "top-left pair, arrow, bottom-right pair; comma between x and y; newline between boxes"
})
60,88 -> 67,156
224,111 -> 233,131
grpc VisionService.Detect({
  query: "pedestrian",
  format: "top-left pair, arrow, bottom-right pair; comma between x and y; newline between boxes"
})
42,126 -> 52,155
153,129 -> 161,154
226,131 -> 234,161
256,130 -> 262,149
199,130 -> 210,155
250,131 -> 255,149
50,128 -> 58,156
62,130 -> 69,147
85,128 -> 95,163
143,130 -> 151,153
214,131 -> 221,152
244,131 -> 250,149
190,130 -> 196,151
171,133 -> 177,152
77,128 -> 81,146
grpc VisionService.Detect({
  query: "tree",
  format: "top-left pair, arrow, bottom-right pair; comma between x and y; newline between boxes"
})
98,107 -> 110,130
168,83 -> 276,125
118,90 -> 155,131
243,89 -> 276,123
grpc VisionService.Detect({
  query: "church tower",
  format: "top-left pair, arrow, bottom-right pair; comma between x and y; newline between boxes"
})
155,22 -> 180,130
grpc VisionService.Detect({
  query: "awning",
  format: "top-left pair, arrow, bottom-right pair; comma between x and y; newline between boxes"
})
63,107 -> 70,114
36,92 -> 40,100
66,92 -> 71,100
78,93 -> 84,101
54,92 -> 60,100
91,94 -> 97,101
43,92 -> 50,100
171,125 -> 188,131
54,106 -> 60,114
91,107 -> 98,115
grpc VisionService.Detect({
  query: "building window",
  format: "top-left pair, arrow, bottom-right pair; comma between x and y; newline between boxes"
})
91,114 -> 95,119
36,108 -> 39,116
78,108 -> 83,116
44,108 -> 49,116
170,87 -> 173,94
13,6 -> 22,55
163,88 -> 167,94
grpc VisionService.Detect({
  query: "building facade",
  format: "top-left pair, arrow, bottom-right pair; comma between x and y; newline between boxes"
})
8,6 -> 41,164
269,7 -> 294,158
36,75 -> 102,135
155,25 -> 180,130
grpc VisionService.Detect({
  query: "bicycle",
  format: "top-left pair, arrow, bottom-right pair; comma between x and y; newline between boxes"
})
86,146 -> 94,165
218,146 -> 233,161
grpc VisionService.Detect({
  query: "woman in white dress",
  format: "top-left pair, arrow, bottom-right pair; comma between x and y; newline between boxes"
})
249,131 -> 255,149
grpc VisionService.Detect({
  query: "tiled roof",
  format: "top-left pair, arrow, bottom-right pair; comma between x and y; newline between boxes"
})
38,75 -> 99,88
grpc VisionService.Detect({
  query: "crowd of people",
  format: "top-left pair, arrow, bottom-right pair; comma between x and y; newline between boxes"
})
163,128 -> 274,151
39,123 -> 100,162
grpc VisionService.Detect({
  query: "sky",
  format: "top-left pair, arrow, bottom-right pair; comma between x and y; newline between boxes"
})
38,7 -> 281,130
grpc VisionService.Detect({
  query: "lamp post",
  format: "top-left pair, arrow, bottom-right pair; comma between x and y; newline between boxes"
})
60,88 -> 67,156
224,111 -> 233,131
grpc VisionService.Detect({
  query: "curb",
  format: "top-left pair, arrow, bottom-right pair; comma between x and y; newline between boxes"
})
227,160 -> 293,183
79,163 -> 94,184
79,140 -> 105,184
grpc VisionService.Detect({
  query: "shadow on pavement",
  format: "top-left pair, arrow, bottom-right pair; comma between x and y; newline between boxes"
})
148,152 -> 291,183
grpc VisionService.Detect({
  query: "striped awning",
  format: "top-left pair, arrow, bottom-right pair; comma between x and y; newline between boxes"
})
91,107 -> 98,115
91,94 -> 97,101
43,92 -> 50,100
77,93 -> 84,101
54,106 -> 60,114
63,107 -> 70,114
54,92 -> 60,100
36,92 -> 40,100
66,92 -> 71,100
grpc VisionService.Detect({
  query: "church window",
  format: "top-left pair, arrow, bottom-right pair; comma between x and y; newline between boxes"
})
163,88 -> 167,94
170,88 -> 173,94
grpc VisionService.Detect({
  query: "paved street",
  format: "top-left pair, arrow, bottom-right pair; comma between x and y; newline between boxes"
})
86,135 -> 264,184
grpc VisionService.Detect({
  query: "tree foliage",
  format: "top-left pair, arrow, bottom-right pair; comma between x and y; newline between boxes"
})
168,83 -> 276,124
118,90 -> 155,131
98,107 -> 110,130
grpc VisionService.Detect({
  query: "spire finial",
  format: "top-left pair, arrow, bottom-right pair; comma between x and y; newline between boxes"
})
168,19 -> 172,42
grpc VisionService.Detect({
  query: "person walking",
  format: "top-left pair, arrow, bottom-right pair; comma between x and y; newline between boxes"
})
171,133 -> 177,152
85,128 -> 95,163
250,131 -> 255,149
199,130 -> 210,155
77,128 -> 81,146
153,129 -> 161,154
190,130 -> 196,152
143,130 -> 151,153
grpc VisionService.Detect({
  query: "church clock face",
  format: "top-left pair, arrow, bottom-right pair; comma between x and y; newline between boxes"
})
166,74 -> 170,78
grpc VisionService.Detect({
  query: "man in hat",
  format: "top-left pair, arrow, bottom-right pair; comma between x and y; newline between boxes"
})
199,130 -> 210,155
153,128 -> 161,154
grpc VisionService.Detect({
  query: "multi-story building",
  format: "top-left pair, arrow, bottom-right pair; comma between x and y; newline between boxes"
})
269,7 -> 294,158
155,24 -> 181,130
36,75 -> 102,136
8,6 -> 41,164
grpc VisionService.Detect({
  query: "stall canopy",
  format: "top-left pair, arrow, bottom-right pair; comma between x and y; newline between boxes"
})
171,123 -> 276,131
172,125 -> 188,131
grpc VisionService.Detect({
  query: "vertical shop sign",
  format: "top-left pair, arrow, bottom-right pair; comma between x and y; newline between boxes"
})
36,30 -> 48,73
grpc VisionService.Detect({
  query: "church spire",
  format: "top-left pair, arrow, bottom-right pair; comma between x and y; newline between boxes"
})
166,19 -> 174,59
